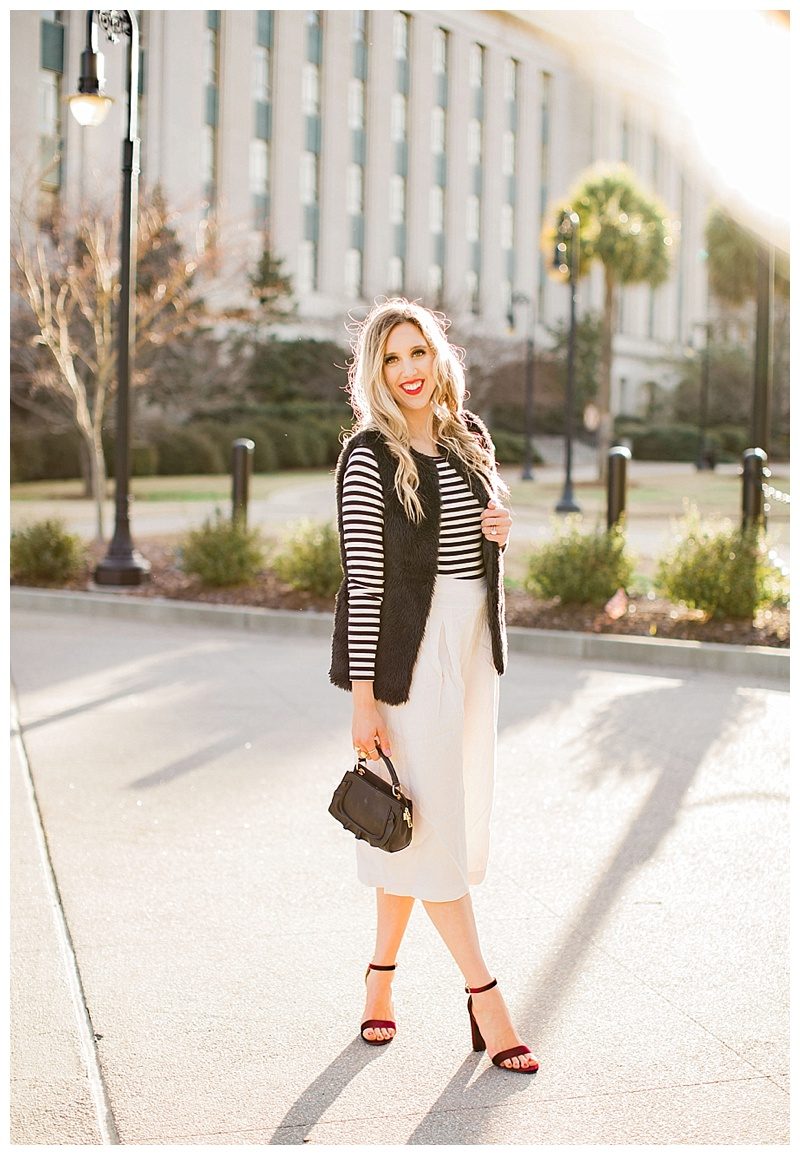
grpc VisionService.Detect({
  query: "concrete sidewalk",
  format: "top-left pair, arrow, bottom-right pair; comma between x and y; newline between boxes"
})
10,605 -> 789,1144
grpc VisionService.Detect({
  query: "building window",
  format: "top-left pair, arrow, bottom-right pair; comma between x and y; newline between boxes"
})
502,129 -> 515,177
250,139 -> 269,191
393,12 -> 408,60
345,247 -> 362,297
390,175 -> 406,225
501,204 -> 514,251
302,62 -> 320,115
298,240 -> 316,294
348,78 -> 364,129
39,70 -> 61,191
432,27 -> 447,74
347,164 -> 363,215
201,124 -> 216,202
469,43 -> 484,88
430,185 -> 444,234
504,57 -> 517,102
465,269 -> 479,314
203,12 -> 220,211
253,45 -> 270,101
428,264 -> 443,303
388,256 -> 404,292
466,195 -> 480,243
431,106 -> 445,154
467,119 -> 482,166
300,152 -> 318,205
391,93 -> 407,143
538,70 -> 552,318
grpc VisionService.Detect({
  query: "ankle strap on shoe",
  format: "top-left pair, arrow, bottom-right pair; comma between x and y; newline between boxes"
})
465,977 -> 497,994
368,963 -> 396,972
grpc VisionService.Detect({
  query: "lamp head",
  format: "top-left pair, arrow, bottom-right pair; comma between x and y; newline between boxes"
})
67,46 -> 113,126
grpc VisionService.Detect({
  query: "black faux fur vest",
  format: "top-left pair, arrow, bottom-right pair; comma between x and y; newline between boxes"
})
328,409 -> 507,705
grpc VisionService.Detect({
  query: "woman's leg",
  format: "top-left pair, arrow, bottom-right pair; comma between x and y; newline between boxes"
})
361,888 -> 415,1042
422,892 -> 535,1069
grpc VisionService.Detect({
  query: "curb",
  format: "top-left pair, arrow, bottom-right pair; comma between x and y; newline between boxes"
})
10,587 -> 789,683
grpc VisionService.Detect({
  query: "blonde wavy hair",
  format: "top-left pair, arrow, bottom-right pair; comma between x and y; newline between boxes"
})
344,298 -> 509,523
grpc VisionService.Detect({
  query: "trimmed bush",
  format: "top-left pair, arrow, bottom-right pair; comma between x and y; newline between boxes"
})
655,509 -> 783,620
152,426 -> 225,475
10,436 -> 47,483
271,520 -> 342,598
524,517 -> 635,605
489,430 -> 544,467
11,518 -> 86,584
180,511 -> 265,586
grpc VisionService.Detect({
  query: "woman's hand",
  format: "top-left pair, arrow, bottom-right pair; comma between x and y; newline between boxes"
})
352,681 -> 392,760
480,500 -> 512,548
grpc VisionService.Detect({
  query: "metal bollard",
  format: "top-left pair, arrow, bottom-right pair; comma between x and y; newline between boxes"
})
741,447 -> 768,530
607,444 -> 631,529
231,438 -> 255,526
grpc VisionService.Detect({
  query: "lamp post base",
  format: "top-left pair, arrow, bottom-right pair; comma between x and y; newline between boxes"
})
556,487 -> 581,514
94,550 -> 151,587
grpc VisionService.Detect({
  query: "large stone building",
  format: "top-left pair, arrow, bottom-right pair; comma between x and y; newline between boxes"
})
10,8 -> 713,416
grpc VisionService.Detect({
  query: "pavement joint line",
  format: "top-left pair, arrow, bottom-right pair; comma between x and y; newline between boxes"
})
9,587 -> 789,682
126,1071 -> 785,1146
10,686 -> 120,1146
503,879 -> 785,1087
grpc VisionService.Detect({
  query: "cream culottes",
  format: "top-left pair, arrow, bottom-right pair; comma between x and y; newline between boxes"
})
356,574 -> 500,902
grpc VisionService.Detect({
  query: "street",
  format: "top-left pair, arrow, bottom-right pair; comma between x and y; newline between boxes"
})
10,602 -> 789,1144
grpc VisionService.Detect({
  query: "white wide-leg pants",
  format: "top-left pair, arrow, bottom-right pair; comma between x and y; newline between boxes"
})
356,574 -> 500,902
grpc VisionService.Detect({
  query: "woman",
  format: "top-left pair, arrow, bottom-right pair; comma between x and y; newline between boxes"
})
329,299 -> 537,1072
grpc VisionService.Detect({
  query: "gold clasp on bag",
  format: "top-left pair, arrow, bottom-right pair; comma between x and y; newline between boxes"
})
403,806 -> 412,828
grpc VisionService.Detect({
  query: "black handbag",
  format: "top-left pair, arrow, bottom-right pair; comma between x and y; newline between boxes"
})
329,744 -> 413,853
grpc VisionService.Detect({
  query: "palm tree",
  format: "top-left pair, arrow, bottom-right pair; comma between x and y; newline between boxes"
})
544,164 -> 674,479
705,205 -> 789,307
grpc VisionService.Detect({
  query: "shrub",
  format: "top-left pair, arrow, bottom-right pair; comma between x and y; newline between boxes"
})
524,517 -> 635,605
629,423 -> 701,461
11,518 -> 86,584
152,426 -> 225,475
180,511 -> 265,586
271,520 -> 342,598
655,508 -> 783,620
264,419 -> 314,469
10,435 -> 46,483
489,430 -> 543,467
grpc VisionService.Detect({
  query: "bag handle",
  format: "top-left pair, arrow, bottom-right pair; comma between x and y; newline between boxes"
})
355,740 -> 403,796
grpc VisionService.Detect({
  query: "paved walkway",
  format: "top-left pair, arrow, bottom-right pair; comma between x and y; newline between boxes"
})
10,605 -> 789,1144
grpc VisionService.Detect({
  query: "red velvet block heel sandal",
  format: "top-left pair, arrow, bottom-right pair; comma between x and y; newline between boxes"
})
465,978 -> 538,1072
360,963 -> 397,1046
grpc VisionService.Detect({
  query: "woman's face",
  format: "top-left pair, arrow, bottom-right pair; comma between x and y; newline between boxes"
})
382,322 -> 436,418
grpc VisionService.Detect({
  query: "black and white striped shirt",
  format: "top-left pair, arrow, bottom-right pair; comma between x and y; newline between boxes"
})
342,445 -> 486,681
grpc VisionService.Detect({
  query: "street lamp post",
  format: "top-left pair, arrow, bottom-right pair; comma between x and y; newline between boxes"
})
509,291 -> 535,481
69,10 -> 150,585
693,321 -> 712,470
555,210 -> 581,514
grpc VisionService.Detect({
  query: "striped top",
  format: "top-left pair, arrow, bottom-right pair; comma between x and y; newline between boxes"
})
342,444 -> 486,681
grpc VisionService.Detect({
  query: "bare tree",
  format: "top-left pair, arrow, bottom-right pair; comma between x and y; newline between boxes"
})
11,188 -> 204,540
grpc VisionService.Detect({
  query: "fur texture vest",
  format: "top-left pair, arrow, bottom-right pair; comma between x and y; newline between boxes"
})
328,409 -> 507,706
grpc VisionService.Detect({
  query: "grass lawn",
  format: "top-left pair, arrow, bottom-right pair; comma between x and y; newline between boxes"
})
10,471 -> 331,503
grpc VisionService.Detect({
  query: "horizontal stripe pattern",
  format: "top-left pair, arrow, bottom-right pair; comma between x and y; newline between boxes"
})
342,445 -> 486,681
